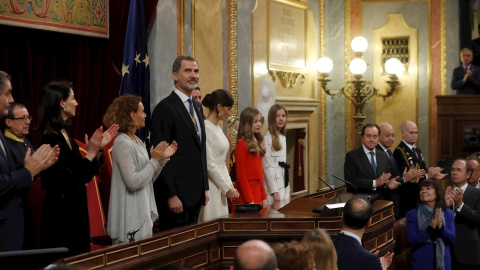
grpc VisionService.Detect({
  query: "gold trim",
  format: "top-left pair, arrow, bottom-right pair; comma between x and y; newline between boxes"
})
192,0 -> 195,57
105,246 -> 140,265
269,220 -> 315,231
223,221 -> 268,231
184,250 -> 209,268
320,0 -> 327,181
69,254 -> 105,269
170,229 -> 197,246
268,70 -> 306,88
345,0 -> 352,152
196,222 -> 221,237
139,236 -> 170,255
228,0 -> 238,151
441,0 -> 446,95
223,246 -> 239,259
180,0 -> 185,55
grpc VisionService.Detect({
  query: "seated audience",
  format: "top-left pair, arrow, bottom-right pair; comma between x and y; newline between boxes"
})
333,196 -> 394,270
406,179 -> 455,270
231,239 -> 278,270
302,228 -> 337,270
272,240 -> 315,270
103,95 -> 177,244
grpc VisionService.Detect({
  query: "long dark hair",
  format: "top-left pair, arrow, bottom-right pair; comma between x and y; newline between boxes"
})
202,89 -> 234,114
38,81 -> 73,134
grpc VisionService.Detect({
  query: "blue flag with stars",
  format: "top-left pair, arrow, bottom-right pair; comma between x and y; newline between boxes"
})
120,0 -> 150,143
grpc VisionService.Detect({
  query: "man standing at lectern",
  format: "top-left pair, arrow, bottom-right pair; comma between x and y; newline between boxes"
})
344,123 -> 400,197
451,48 -> 480,95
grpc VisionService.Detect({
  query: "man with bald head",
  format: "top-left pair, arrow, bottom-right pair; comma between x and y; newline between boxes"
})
393,120 -> 445,217
232,239 -> 278,270
466,155 -> 480,188
376,123 -> 424,218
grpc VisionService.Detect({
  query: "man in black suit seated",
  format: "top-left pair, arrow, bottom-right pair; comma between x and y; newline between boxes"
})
232,240 -> 278,270
451,48 -> 480,94
393,120 -> 445,218
344,123 -> 400,196
445,159 -> 480,269
333,196 -> 393,270
376,123 -> 424,218
151,56 -> 209,231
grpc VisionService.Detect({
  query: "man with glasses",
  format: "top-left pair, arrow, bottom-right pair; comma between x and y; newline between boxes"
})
2,103 -> 34,169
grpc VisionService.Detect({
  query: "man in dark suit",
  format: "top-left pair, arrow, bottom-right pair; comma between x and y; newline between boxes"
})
0,71 -> 58,251
344,123 -> 400,195
333,196 -> 393,270
393,120 -> 445,217
376,122 -> 424,218
151,56 -> 209,231
445,159 -> 480,269
451,48 -> 480,95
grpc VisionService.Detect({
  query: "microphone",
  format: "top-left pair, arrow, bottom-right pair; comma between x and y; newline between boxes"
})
332,174 -> 358,194
127,228 -> 140,243
318,176 -> 341,203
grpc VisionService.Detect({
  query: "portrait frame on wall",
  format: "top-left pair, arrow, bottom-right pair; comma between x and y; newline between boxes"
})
267,0 -> 308,73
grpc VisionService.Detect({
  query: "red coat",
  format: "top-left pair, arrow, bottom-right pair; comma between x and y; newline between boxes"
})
232,141 -> 266,211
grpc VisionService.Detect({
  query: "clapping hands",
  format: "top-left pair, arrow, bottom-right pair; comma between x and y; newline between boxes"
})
151,141 -> 178,162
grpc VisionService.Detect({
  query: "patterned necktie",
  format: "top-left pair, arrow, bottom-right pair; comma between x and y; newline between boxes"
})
187,98 -> 200,138
369,152 -> 377,178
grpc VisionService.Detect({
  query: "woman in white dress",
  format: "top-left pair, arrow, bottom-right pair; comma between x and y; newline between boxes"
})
263,104 -> 290,203
103,95 -> 177,243
199,89 -> 239,222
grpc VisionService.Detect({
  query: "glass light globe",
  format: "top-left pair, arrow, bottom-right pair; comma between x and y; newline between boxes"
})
316,57 -> 333,74
351,36 -> 368,53
349,58 -> 367,75
384,58 -> 404,76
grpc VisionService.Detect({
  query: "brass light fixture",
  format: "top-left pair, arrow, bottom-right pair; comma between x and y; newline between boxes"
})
317,36 -> 404,146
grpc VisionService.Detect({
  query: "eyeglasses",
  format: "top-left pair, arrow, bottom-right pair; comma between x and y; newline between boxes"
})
11,116 -> 33,122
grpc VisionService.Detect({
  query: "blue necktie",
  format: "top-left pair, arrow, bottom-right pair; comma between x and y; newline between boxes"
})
386,149 -> 397,172
369,152 -> 377,178
187,98 -> 200,139
187,98 -> 194,118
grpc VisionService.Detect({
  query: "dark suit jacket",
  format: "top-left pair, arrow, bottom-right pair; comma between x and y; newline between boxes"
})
344,146 -> 391,194
451,64 -> 480,95
0,132 -> 32,251
40,127 -> 102,256
333,233 -> 382,270
150,91 -> 208,210
376,144 -> 402,217
393,140 -> 427,217
453,185 -> 480,266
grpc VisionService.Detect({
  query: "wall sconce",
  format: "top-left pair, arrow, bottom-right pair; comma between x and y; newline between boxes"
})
317,36 -> 404,146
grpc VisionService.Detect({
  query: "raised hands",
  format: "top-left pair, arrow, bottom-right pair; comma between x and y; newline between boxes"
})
24,144 -> 60,177
374,250 -> 394,270
100,124 -> 119,148
150,141 -> 178,162
427,167 -> 447,180
85,125 -> 120,161
376,173 -> 392,187
387,176 -> 401,189
445,186 -> 454,208
430,208 -> 443,229
403,166 -> 426,182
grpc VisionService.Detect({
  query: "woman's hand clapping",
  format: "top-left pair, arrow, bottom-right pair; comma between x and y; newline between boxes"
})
151,141 -> 178,162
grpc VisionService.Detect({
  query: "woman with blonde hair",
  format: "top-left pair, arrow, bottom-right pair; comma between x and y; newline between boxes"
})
104,94 -> 177,243
263,104 -> 289,203
302,228 -> 338,270
231,107 -> 267,212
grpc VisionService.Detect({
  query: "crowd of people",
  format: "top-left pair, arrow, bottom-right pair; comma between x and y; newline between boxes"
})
1,54 -> 480,269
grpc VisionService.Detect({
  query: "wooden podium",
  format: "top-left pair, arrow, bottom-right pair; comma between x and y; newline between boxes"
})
54,186 -> 395,269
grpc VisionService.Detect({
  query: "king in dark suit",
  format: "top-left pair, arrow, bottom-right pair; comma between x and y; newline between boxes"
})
451,48 -> 480,95
446,159 -> 480,269
344,123 -> 400,196
151,56 -> 209,231
333,196 -> 393,270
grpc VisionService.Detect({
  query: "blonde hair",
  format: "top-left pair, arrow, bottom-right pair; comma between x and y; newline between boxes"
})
302,229 -> 338,270
237,107 -> 265,156
267,104 -> 287,152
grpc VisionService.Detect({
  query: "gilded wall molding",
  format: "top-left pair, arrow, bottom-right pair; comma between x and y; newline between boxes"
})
344,0 -> 353,152
268,70 -> 306,88
441,0 -> 446,95
320,0 -> 327,180
227,0 -> 239,151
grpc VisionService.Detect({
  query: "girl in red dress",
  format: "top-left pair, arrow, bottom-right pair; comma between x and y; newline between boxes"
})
231,107 -> 267,212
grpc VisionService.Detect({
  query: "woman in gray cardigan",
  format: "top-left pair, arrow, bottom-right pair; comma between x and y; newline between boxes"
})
103,95 -> 177,243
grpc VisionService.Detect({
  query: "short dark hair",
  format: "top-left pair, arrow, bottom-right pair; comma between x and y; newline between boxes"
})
5,103 -> 26,120
418,179 -> 445,209
343,196 -> 372,230
453,158 -> 473,180
361,123 -> 380,137
201,89 -> 234,113
466,154 -> 480,164
172,55 -> 198,74
0,71 -> 11,94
